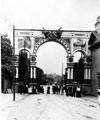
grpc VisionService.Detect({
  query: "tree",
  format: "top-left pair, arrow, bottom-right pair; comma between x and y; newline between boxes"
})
1,35 -> 13,92
46,73 -> 62,84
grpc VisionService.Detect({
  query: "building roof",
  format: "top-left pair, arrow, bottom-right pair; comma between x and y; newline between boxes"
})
88,31 -> 100,45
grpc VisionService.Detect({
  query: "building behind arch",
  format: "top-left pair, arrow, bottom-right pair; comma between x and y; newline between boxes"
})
88,16 -> 100,96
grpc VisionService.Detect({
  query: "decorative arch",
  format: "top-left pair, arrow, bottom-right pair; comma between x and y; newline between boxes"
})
33,38 -> 71,56
13,28 -> 93,98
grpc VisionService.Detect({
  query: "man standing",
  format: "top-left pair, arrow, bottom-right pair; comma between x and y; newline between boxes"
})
47,85 -> 50,94
76,85 -> 81,97
73,85 -> 76,97
65,85 -> 69,96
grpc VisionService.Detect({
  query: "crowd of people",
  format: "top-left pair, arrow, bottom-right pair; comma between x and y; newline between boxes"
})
18,83 -> 82,97
18,83 -> 44,94
5,82 -> 100,105
47,83 -> 81,97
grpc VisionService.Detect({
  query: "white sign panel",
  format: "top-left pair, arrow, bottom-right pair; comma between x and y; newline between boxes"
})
62,31 -> 91,38
15,31 -> 34,37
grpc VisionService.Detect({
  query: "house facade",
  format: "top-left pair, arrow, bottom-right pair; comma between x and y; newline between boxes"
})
88,16 -> 100,96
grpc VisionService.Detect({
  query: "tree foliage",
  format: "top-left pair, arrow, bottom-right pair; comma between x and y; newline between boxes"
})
46,73 -> 62,84
1,35 -> 13,81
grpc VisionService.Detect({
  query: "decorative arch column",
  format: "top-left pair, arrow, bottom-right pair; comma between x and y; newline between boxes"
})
67,56 -> 74,84
30,55 -> 37,83
84,56 -> 92,84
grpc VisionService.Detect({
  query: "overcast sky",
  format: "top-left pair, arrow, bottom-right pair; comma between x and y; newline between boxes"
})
0,0 -> 100,75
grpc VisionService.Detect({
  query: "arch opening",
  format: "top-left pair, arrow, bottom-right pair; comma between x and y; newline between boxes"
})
33,38 -> 71,56
36,41 -> 67,76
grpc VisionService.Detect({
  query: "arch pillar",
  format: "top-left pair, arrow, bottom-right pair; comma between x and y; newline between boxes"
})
67,66 -> 74,84
88,68 -> 91,80
30,67 -> 33,79
67,68 -> 70,79
70,37 -> 74,55
67,56 -> 74,84
71,68 -> 73,79
30,55 -> 37,83
84,68 -> 88,79
15,67 -> 19,79
33,67 -> 36,79
84,63 -> 91,84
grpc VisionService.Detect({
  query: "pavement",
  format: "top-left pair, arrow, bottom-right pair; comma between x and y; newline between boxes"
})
1,93 -> 100,120
82,95 -> 98,103
0,93 -> 99,104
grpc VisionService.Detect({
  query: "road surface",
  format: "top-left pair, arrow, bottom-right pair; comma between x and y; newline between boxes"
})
1,93 -> 100,120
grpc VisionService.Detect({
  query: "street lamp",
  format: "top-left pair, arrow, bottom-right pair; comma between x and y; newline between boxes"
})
79,40 -> 84,95
12,25 -> 19,101
13,25 -> 15,101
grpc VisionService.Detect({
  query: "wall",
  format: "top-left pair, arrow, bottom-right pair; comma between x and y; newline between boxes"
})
91,46 -> 100,96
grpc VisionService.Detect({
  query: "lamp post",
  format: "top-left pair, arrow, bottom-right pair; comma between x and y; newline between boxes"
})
13,25 -> 15,101
13,25 -> 19,101
80,40 -> 84,95
30,55 -> 37,83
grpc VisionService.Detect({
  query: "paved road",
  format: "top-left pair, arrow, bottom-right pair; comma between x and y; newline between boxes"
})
1,94 -> 100,120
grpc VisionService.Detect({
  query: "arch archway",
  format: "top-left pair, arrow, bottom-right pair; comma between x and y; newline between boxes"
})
33,38 -> 71,57
36,41 -> 67,75
14,29 -> 91,92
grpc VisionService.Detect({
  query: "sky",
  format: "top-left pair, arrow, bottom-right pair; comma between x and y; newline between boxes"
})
0,0 -> 100,75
